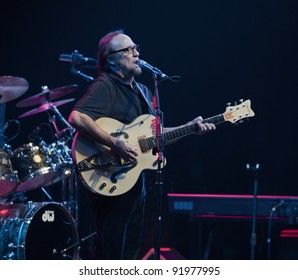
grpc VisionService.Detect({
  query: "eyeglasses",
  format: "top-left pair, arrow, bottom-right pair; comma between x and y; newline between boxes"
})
109,44 -> 140,55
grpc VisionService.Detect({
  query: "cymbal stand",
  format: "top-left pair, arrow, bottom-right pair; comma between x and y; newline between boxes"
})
45,104 -> 77,221
0,103 -> 6,147
47,104 -> 75,142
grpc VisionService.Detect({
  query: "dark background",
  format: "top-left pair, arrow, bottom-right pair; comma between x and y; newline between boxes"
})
1,1 -> 298,259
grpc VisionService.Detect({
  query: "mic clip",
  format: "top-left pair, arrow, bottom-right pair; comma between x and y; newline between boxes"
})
70,50 -> 85,65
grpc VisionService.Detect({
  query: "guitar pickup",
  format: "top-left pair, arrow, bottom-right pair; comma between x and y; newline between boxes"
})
77,159 -> 94,172
138,136 -> 150,153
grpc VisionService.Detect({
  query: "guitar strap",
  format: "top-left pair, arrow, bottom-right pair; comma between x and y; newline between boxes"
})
134,81 -> 155,115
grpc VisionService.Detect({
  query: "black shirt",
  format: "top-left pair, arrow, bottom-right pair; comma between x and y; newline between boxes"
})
73,73 -> 153,123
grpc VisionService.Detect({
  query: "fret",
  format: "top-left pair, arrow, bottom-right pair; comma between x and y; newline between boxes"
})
203,114 -> 225,125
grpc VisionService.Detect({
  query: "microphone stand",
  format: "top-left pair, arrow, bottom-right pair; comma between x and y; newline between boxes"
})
246,163 -> 260,260
71,67 -> 94,82
152,73 -> 165,260
70,51 -> 94,82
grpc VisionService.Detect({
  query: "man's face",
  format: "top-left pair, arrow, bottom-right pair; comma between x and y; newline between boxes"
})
108,34 -> 142,78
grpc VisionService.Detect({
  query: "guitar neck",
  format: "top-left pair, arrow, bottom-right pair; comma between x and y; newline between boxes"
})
163,113 -> 225,144
203,113 -> 226,126
144,113 -> 225,150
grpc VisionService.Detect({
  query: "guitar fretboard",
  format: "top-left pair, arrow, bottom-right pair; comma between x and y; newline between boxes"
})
139,114 -> 225,152
203,114 -> 225,125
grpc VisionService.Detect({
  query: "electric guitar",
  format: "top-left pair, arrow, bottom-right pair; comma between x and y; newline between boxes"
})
72,99 -> 255,196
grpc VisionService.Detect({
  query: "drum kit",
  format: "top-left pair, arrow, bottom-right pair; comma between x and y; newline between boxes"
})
0,76 -> 80,260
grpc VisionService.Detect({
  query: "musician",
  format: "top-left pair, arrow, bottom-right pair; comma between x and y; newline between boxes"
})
68,30 -> 216,260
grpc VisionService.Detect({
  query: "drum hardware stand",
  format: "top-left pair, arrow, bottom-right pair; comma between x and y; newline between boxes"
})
58,231 -> 97,259
40,187 -> 54,202
61,171 -> 79,222
53,244 -> 79,260
5,191 -> 27,204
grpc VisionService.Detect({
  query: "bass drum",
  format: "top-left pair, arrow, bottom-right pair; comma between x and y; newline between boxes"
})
0,202 -> 79,260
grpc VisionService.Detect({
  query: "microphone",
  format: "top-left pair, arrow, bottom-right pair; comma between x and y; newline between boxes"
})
59,50 -> 97,64
137,59 -> 169,78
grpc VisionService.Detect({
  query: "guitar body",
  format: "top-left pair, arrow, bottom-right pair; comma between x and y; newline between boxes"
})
73,99 -> 255,197
72,114 -> 162,196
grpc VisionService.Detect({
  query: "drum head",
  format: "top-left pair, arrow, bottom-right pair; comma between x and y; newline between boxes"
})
23,203 -> 79,259
11,143 -> 56,192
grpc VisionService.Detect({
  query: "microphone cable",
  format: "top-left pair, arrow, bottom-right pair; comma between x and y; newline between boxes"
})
4,119 -> 21,142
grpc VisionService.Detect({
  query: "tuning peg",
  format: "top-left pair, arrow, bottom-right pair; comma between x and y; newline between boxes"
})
239,99 -> 244,103
226,102 -> 231,106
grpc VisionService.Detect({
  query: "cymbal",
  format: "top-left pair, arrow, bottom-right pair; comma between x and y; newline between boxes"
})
18,98 -> 75,119
16,84 -> 78,108
0,76 -> 29,104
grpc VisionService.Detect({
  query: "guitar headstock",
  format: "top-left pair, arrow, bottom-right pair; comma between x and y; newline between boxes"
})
223,99 -> 255,124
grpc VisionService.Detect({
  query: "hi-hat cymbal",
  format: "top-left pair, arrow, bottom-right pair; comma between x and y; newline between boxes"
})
16,84 -> 78,108
18,98 -> 75,119
0,76 -> 29,104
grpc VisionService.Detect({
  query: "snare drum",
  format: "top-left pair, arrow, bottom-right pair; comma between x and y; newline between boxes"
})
11,142 -> 57,192
0,202 -> 79,259
0,145 -> 18,198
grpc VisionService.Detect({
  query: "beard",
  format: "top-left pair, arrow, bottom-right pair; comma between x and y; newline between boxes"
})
123,65 -> 142,78
133,66 -> 142,76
